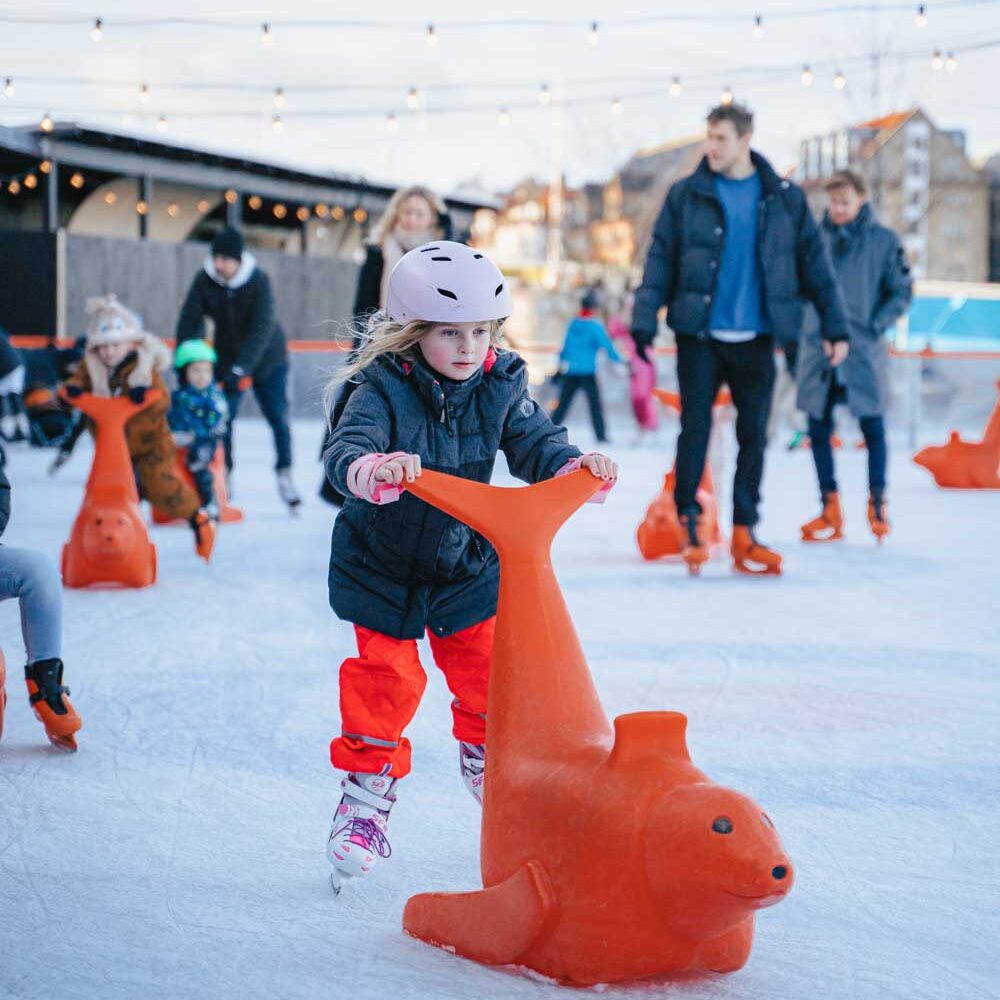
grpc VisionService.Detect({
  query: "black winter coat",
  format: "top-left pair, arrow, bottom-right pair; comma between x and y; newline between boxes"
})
632,152 -> 848,347
324,350 -> 580,639
176,256 -> 288,378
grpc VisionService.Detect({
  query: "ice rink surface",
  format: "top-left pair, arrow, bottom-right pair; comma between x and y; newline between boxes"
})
1,417 -> 997,1000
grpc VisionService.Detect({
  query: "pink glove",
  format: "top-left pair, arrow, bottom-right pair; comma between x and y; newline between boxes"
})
346,452 -> 409,504
554,455 -> 615,504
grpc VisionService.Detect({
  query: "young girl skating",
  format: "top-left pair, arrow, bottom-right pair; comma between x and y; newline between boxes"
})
322,242 -> 617,891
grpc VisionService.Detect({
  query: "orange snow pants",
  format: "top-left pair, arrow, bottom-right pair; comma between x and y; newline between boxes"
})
329,617 -> 495,778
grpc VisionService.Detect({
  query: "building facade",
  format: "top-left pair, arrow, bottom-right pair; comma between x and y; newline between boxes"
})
798,109 -> 990,282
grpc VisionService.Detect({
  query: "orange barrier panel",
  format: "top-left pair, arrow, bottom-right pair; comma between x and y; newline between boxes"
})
400,469 -> 793,986
151,445 -> 243,525
913,379 -> 1000,488
60,392 -> 159,589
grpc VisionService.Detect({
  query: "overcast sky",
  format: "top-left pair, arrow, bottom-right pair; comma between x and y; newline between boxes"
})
2,1 -> 998,197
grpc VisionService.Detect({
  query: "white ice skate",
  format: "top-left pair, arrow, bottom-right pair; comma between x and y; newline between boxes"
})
276,469 -> 302,514
327,772 -> 395,895
459,741 -> 486,806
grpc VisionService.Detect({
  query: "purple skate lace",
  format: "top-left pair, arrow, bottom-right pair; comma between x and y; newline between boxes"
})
344,816 -> 392,858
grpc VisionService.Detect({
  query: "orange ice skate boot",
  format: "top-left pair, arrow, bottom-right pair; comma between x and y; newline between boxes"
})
801,492 -> 844,542
731,525 -> 782,576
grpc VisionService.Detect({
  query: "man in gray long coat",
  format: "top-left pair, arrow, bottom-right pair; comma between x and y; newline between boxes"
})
797,170 -> 912,540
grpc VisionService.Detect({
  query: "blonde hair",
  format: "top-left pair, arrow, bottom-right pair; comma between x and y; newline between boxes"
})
368,186 -> 448,246
325,315 -> 505,420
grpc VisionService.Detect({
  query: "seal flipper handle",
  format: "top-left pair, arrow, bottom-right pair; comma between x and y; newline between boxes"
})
403,861 -> 557,966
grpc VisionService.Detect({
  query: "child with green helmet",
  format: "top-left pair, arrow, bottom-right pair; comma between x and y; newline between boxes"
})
169,340 -> 229,519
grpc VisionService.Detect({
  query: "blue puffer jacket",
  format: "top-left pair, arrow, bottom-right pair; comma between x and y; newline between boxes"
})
632,152 -> 848,347
559,314 -> 623,375
324,349 -> 581,639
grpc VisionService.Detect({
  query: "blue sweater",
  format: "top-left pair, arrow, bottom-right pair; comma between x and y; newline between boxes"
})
559,314 -> 623,375
710,172 -> 768,335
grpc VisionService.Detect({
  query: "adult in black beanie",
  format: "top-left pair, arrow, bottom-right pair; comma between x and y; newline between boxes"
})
175,227 -> 300,510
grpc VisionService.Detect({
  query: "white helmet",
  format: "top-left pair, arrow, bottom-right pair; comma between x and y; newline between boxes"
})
386,241 -> 512,324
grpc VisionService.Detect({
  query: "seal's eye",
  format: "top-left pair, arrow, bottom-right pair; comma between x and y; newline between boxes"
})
712,816 -> 733,835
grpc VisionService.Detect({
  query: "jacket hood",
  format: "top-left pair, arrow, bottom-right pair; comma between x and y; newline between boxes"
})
203,251 -> 257,289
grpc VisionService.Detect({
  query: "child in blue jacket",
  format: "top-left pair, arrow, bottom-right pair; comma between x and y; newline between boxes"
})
551,289 -> 624,443
169,340 -> 228,519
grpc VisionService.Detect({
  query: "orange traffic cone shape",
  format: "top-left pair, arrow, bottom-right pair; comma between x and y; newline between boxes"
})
636,466 -> 723,562
60,392 -> 159,588
731,525 -> 782,576
913,381 -> 1000,489
800,492 -> 844,542
400,470 -> 793,986
152,444 -> 243,525
0,649 -> 7,742
25,657 -> 82,752
867,493 -> 890,544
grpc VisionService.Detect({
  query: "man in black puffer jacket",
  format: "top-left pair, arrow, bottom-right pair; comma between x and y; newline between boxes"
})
631,102 -> 848,575
176,227 -> 299,507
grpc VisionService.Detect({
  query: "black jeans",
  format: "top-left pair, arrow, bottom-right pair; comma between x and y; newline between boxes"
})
224,363 -> 293,472
808,383 -> 887,497
551,374 -> 607,442
675,335 -> 775,527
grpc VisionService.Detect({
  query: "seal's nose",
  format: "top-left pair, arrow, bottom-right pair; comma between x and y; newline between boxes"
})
772,865 -> 787,880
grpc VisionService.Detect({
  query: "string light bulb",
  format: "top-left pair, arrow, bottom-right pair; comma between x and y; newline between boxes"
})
248,195 -> 263,210
753,14 -> 764,39
136,200 -> 149,216
915,4 -> 928,27
539,83 -> 551,106
931,49 -> 943,70
272,115 -> 283,133
40,160 -> 52,174
273,203 -> 287,219
721,86 -> 734,105
90,17 -> 103,42
7,180 -> 21,195
669,76 -> 682,97
801,64 -> 814,86
314,203 -> 329,218
40,113 -> 54,133
331,205 -> 345,220
611,96 -> 623,115
3,78 -> 14,98
945,51 -> 957,71
167,202 -> 180,217
196,198 -> 211,213
425,24 -> 438,47
834,70 -> 846,89
70,172 -> 85,189
498,107 -> 511,127
273,87 -> 286,108
353,207 -> 368,224
385,111 -> 399,132
588,21 -> 600,47
24,173 -> 38,190
405,87 -> 419,110
224,189 -> 238,205
260,22 -> 273,46
104,191 -> 117,205
156,114 -> 168,133
296,205 -> 310,222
